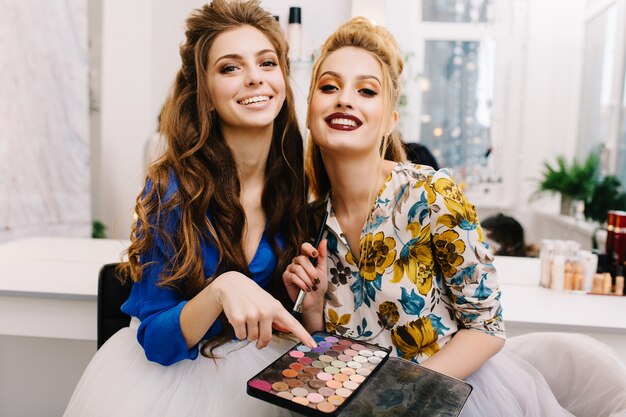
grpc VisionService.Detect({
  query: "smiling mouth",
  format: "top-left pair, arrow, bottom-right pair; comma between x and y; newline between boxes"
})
237,95 -> 272,106
324,113 -> 362,131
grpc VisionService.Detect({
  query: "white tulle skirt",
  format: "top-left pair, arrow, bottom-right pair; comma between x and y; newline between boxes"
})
64,322 -> 296,417
462,332 -> 626,417
65,327 -> 626,417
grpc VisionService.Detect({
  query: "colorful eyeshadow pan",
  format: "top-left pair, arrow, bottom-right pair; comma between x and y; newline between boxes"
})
286,379 -> 305,388
317,402 -> 337,412
327,395 -> 345,405
307,393 -> 325,403
298,357 -> 313,365
277,391 -> 294,400
349,374 -> 365,383
318,387 -> 335,397
247,332 -> 390,416
272,382 -> 289,392
282,369 -> 298,378
333,373 -> 349,382
325,380 -> 342,389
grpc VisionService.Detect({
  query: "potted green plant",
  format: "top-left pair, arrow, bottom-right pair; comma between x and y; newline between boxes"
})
92,220 -> 106,239
532,152 -> 599,215
584,175 -> 626,223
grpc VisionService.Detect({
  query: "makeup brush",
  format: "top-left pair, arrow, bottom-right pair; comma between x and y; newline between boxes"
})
292,210 -> 329,321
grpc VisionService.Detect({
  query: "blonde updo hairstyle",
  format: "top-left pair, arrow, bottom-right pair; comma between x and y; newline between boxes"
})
305,17 -> 407,198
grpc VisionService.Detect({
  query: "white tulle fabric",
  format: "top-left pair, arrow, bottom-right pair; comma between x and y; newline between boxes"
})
64,323 -> 295,417
505,333 -> 626,417
462,332 -> 626,417
65,327 -> 626,417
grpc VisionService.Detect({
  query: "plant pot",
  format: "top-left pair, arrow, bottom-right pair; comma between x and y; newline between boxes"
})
560,195 -> 574,216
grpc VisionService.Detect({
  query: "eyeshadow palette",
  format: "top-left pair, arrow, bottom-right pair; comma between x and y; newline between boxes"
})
246,332 -> 391,416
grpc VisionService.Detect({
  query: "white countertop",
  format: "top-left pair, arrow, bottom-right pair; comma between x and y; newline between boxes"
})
0,237 -> 625,340
0,236 -> 128,299
494,256 -> 626,333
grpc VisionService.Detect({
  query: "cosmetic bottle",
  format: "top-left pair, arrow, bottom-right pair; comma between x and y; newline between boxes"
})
606,211 -> 618,254
550,255 -> 565,291
602,273 -> 611,293
573,262 -> 585,291
591,273 -> 604,294
615,266 -> 624,295
612,211 -> 626,275
563,261 -> 574,291
579,250 -> 598,292
539,240 -> 553,288
287,7 -> 302,61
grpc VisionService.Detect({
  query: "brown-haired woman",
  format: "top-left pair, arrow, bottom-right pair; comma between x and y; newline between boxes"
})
285,17 -> 626,417
64,1 -> 314,416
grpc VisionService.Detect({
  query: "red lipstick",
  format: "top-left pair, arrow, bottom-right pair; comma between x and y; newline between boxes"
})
324,112 -> 362,131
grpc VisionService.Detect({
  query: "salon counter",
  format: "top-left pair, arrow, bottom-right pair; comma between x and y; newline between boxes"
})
494,256 -> 626,362
1,238 -> 625,417
495,256 -> 626,332
0,236 -> 128,340
1,238 -> 625,343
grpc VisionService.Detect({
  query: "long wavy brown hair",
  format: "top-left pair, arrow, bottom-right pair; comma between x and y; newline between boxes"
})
118,0 -> 307,355
305,17 -> 407,198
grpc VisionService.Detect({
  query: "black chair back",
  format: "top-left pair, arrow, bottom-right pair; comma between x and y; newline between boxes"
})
97,263 -> 132,349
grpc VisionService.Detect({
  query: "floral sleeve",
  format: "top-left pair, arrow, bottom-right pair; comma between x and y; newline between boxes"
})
427,169 -> 506,338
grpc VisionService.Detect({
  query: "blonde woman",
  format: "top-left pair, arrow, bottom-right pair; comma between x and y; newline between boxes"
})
284,17 -> 626,416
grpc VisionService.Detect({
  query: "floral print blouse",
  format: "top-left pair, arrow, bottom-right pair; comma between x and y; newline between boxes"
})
322,162 -> 505,363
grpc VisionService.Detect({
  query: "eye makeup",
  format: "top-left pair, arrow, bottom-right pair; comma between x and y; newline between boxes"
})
247,332 -> 391,416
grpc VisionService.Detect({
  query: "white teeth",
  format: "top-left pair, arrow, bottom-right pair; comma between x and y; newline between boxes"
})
239,95 -> 270,105
330,118 -> 357,127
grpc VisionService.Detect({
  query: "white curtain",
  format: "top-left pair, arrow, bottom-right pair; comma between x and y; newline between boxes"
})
0,0 -> 90,241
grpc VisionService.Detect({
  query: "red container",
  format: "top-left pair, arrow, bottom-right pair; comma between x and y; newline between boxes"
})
611,211 -> 626,268
606,211 -> 618,254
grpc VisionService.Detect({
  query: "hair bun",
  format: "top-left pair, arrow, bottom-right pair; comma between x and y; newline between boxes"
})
323,17 -> 404,78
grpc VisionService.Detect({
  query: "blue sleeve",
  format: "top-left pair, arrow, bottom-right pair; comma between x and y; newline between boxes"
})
121,178 -> 224,365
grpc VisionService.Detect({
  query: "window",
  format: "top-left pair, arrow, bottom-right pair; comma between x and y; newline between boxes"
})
422,0 -> 494,23
398,0 -> 521,201
419,39 -> 495,184
576,3 -> 617,162
617,69 -> 626,185
576,0 -> 626,188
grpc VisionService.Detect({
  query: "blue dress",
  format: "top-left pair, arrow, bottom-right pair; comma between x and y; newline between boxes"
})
64,177 -> 296,417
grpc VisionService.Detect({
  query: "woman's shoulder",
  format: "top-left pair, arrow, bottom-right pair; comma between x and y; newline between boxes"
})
144,169 -> 180,203
391,161 -> 455,186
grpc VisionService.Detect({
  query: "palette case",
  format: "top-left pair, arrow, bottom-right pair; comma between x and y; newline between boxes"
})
339,356 -> 473,417
247,332 -> 473,416
246,331 -> 392,416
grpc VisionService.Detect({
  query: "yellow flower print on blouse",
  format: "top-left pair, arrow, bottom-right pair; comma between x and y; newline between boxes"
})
393,223 -> 434,295
391,317 -> 440,360
346,231 -> 396,281
326,308 -> 351,334
433,177 -> 485,242
413,178 -> 436,205
432,230 -> 466,278
377,301 -> 400,330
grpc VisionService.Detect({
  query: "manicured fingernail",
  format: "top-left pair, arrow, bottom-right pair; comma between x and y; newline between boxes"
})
312,250 -> 318,257
314,277 -> 320,285
312,285 -> 318,291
